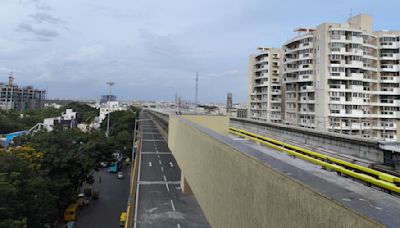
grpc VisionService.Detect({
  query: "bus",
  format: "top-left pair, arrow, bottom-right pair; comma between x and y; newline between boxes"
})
108,159 -> 122,173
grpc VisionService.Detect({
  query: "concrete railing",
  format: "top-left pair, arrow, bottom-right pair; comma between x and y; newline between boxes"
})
167,115 -> 398,228
231,118 -> 392,164
146,109 -> 169,134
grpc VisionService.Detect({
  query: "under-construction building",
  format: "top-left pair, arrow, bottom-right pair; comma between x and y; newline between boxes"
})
0,75 -> 46,111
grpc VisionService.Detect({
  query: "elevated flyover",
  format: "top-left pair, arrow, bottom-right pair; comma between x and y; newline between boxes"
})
132,113 -> 210,228
145,109 -> 400,228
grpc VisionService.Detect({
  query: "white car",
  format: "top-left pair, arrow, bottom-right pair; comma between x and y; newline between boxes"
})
117,172 -> 124,179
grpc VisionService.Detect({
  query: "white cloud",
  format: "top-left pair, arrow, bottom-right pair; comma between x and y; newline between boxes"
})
0,38 -> 24,52
67,45 -> 105,62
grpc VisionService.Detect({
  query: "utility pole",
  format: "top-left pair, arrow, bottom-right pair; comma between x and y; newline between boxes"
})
106,81 -> 115,137
195,72 -> 198,113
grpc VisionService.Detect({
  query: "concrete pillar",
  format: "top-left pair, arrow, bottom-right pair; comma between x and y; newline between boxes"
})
181,173 -> 193,194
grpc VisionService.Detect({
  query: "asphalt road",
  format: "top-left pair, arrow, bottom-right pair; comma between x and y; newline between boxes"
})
77,165 -> 131,228
134,115 -> 210,228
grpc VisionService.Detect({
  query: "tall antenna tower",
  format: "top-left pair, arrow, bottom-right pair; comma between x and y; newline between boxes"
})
195,72 -> 198,113
106,81 -> 115,137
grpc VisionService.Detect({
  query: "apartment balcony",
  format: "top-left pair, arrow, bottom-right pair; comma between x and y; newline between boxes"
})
369,112 -> 397,118
270,99 -> 282,103
329,84 -> 346,91
300,85 -> 315,92
381,76 -> 400,83
254,81 -> 269,87
329,109 -> 364,118
376,88 -> 400,95
270,106 -> 282,112
344,61 -> 364,68
285,57 -> 299,64
330,47 -> 346,54
329,71 -> 345,78
298,75 -> 313,82
380,53 -> 400,60
346,85 -> 364,92
256,57 -> 269,64
298,110 -> 315,115
250,98 -> 263,103
254,66 -> 269,72
270,89 -> 281,95
299,42 -> 313,49
346,36 -> 364,44
298,53 -> 313,60
345,73 -> 364,80
380,100 -> 400,106
345,48 -> 363,56
284,67 -> 300,74
380,42 -> 400,49
328,122 -> 363,130
298,99 -> 315,104
270,115 -> 282,120
381,65 -> 400,72
372,123 -> 397,131
363,76 -> 378,83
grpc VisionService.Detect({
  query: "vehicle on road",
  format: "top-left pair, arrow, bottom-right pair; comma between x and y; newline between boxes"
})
64,203 -> 79,221
120,212 -> 127,227
100,161 -> 108,168
108,159 -> 122,173
65,221 -> 78,228
117,171 -> 124,179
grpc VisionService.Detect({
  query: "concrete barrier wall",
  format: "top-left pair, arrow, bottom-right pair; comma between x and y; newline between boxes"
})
182,115 -> 229,135
231,118 -> 386,163
168,116 -> 385,228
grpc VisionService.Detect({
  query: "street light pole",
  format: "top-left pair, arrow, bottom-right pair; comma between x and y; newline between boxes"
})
106,81 -> 115,137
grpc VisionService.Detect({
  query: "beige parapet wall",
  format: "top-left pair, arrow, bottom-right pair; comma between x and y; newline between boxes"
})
181,114 -> 229,135
168,115 -> 386,228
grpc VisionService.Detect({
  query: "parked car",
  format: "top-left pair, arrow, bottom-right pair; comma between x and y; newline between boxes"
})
117,171 -> 124,179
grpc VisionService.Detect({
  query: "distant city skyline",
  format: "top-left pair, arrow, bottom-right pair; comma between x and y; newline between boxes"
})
0,0 -> 399,102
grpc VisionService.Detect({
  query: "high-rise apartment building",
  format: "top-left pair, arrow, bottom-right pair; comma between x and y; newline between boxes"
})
248,47 -> 284,123
249,14 -> 400,141
0,76 -> 46,111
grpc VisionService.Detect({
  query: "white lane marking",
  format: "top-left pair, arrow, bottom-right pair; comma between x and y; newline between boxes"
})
170,200 -> 176,211
165,183 -> 170,192
141,152 -> 170,154
149,162 -> 152,167
159,160 -> 162,165
163,175 -> 167,182
139,181 -> 180,185
157,155 -> 160,158
161,167 -> 164,172
169,162 -> 173,167
177,224 -> 181,228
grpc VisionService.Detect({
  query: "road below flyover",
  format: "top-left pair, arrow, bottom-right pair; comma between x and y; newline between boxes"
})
77,164 -> 131,228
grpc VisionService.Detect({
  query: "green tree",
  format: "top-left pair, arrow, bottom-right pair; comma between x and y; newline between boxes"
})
0,152 -> 57,227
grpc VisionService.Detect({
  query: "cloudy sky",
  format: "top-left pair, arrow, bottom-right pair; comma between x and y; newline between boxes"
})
0,0 -> 399,102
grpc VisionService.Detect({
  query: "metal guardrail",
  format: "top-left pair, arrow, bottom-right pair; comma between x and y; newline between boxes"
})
230,127 -> 400,194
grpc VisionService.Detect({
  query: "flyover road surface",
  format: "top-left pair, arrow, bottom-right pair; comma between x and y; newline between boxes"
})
134,114 -> 210,228
77,164 -> 131,228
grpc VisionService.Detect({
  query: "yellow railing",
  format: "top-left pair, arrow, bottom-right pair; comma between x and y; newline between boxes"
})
229,127 -> 400,194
